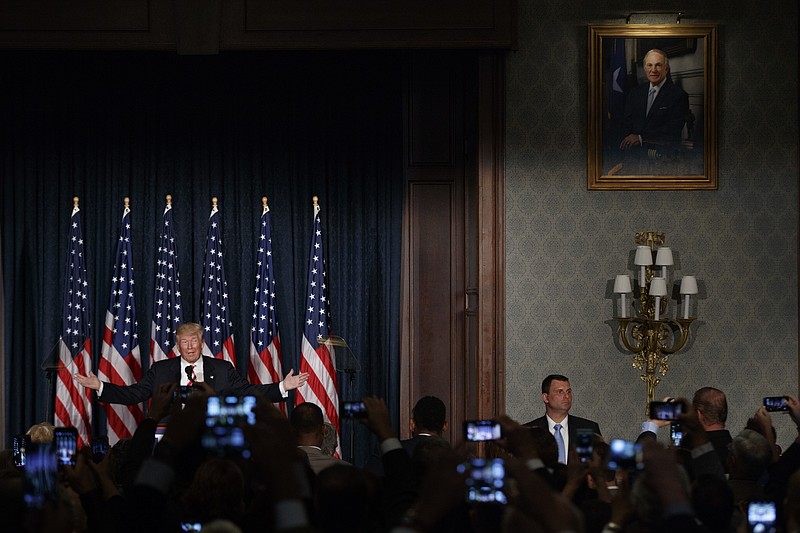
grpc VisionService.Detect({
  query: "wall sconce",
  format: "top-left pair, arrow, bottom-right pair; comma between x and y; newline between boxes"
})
612,232 -> 697,416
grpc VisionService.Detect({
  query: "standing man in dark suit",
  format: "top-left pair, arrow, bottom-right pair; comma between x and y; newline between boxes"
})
619,48 -> 689,156
73,322 -> 308,407
363,395 -> 448,476
525,374 -> 601,465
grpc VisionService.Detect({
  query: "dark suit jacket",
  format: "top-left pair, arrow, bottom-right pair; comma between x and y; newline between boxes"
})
622,78 -> 689,146
524,414 -> 602,446
363,434 -> 430,476
98,356 -> 284,404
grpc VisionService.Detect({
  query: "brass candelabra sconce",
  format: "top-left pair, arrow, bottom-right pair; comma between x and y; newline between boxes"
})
612,232 -> 698,417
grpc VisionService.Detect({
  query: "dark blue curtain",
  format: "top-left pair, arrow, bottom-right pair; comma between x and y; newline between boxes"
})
1,50 -> 403,465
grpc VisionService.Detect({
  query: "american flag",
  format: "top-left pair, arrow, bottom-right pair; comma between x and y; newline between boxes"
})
201,198 -> 235,365
150,196 -> 183,364
295,197 -> 340,450
98,200 -> 143,445
249,198 -> 285,412
55,198 -> 94,447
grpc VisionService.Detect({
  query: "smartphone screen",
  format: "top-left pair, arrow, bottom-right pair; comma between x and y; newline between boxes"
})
748,501 -> 777,533
670,422 -> 684,447
13,434 -> 30,468
23,442 -> 59,508
91,436 -> 110,462
54,427 -> 78,468
457,458 -> 507,504
763,396 -> 790,413
606,439 -> 643,471
341,401 -> 367,419
463,420 -> 502,442
649,400 -> 684,420
201,396 -> 257,458
174,385 -> 194,403
576,429 -> 593,463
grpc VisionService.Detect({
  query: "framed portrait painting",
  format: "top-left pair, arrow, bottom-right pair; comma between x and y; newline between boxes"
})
587,24 -> 718,190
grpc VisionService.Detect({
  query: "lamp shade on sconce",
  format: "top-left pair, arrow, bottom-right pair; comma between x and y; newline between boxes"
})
613,275 -> 632,294
680,275 -> 698,295
648,277 -> 668,297
655,247 -> 673,266
634,245 -> 653,266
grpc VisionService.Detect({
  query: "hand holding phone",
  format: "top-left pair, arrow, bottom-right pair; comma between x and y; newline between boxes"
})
763,396 -> 790,413
649,400 -> 686,421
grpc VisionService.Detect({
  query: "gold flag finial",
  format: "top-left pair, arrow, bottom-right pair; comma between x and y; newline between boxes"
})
73,196 -> 79,209
212,196 -> 218,209
124,196 -> 130,209
262,196 -> 268,209
166,194 -> 173,206
312,195 -> 319,206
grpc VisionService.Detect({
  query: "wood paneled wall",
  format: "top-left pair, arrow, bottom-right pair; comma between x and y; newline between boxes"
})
400,51 -> 504,442
0,0 -> 516,51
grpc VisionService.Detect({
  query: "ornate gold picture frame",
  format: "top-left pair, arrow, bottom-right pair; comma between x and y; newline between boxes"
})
587,24 -> 718,190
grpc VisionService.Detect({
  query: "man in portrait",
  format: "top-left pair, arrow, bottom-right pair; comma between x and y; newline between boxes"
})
608,48 -> 692,175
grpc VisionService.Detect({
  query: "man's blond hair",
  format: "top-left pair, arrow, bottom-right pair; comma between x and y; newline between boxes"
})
176,322 -> 203,338
26,421 -> 55,443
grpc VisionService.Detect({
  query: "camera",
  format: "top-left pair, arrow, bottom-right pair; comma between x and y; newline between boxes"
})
463,420 -> 502,442
341,401 -> 368,419
606,439 -> 643,471
747,501 -> 777,533
457,458 -> 507,504
649,400 -> 685,421
576,428 -> 593,464
180,522 -> 203,532
13,434 -> 31,468
23,442 -> 59,508
670,422 -> 684,447
201,396 -> 257,458
763,396 -> 790,413
54,427 -> 78,468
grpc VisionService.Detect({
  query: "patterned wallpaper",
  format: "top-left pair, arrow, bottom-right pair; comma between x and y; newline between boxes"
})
504,1 -> 799,450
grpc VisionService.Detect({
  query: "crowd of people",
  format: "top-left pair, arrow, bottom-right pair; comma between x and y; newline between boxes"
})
3,337 -> 800,533
2,378 -> 800,533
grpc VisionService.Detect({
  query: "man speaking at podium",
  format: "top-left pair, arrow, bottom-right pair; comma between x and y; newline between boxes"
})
73,322 -> 308,405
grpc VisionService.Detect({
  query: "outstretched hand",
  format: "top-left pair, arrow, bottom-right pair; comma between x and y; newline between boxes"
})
281,368 -> 309,391
73,370 -> 101,391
